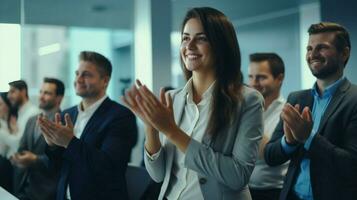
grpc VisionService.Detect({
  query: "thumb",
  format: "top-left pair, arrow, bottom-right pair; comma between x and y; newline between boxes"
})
303,106 -> 312,122
55,113 -> 62,125
64,113 -> 74,128
160,88 -> 167,106
165,92 -> 173,111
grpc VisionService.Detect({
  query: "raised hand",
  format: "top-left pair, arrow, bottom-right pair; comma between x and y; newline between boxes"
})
38,113 -> 75,148
281,103 -> 313,143
122,80 -> 158,135
10,151 -> 38,168
135,83 -> 177,136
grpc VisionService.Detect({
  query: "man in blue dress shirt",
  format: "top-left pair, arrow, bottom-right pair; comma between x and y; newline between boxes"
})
264,22 -> 357,200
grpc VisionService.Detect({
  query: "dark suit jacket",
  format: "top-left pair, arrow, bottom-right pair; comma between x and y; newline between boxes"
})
264,78 -> 357,200
46,97 -> 137,200
15,114 -> 60,200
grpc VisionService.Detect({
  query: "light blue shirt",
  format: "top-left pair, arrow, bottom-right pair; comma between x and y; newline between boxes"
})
281,77 -> 345,200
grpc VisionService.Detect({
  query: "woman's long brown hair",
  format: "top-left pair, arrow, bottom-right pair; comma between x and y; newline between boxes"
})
0,92 -> 18,134
180,7 -> 243,137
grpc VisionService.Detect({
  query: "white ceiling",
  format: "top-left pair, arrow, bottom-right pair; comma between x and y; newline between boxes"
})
0,0 -> 318,30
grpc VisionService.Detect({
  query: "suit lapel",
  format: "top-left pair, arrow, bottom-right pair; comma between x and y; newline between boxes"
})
316,79 -> 350,135
80,98 -> 110,140
28,119 -> 37,150
67,107 -> 78,125
301,90 -> 314,110
173,90 -> 186,126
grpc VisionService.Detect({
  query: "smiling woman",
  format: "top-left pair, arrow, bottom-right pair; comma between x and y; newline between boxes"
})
123,7 -> 264,200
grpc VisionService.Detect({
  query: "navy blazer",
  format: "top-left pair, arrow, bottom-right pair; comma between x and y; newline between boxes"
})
46,97 -> 137,200
264,79 -> 357,200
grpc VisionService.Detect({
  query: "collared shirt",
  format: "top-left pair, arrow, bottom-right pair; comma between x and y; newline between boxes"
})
0,101 -> 40,158
249,96 -> 288,189
146,78 -> 215,200
66,95 -> 107,200
281,77 -> 345,200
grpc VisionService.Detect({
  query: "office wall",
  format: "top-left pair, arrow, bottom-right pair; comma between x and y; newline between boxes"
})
238,13 -> 301,97
321,0 -> 357,84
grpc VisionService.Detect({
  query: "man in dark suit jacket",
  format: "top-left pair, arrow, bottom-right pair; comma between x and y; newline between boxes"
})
265,22 -> 357,200
38,51 -> 137,200
11,78 -> 65,200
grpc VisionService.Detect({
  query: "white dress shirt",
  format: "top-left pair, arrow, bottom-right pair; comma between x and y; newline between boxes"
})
249,95 -> 289,189
66,95 -> 107,199
146,78 -> 215,200
0,101 -> 39,158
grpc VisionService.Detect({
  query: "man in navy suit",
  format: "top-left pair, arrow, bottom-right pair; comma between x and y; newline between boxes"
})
38,51 -> 137,200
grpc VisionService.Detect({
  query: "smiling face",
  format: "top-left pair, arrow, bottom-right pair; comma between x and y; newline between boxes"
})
180,18 -> 215,75
39,82 -> 61,111
74,61 -> 108,99
248,61 -> 283,98
306,32 -> 346,79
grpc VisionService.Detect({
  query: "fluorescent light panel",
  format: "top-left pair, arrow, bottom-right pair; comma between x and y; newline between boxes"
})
38,43 -> 61,56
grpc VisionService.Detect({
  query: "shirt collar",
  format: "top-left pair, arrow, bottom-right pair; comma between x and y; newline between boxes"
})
19,101 -> 32,115
42,108 -> 59,120
265,95 -> 285,113
183,78 -> 216,105
77,95 -> 107,115
311,76 -> 345,98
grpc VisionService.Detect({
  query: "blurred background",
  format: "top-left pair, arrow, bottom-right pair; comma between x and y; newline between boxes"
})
1,0 -> 356,165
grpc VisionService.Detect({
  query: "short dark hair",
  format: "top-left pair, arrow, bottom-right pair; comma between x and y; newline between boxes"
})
8,80 -> 28,98
79,51 -> 112,77
43,77 -> 65,96
249,53 -> 285,78
308,22 -> 351,65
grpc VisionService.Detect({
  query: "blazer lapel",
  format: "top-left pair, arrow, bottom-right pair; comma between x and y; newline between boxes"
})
316,79 -> 350,135
301,90 -> 314,110
28,120 -> 37,150
80,98 -> 110,140
67,108 -> 78,125
173,90 -> 186,126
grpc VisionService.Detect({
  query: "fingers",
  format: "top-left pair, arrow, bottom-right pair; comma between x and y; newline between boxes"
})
160,88 -> 167,106
55,113 -> 60,124
282,104 -> 300,126
124,85 -> 138,107
136,79 -> 143,87
302,106 -> 312,122
10,154 -> 20,161
135,95 -> 154,117
138,85 -> 159,107
40,117 -> 58,133
39,125 -> 55,140
64,113 -> 74,128
121,95 -> 131,108
165,92 -> 173,110
38,117 -> 57,140
55,113 -> 62,125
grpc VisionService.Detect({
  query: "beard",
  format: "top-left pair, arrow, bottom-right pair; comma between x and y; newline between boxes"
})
39,101 -> 56,111
309,62 -> 340,79
11,98 -> 23,109
308,54 -> 342,79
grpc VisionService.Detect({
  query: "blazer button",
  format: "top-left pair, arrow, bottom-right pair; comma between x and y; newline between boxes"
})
199,178 -> 207,184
